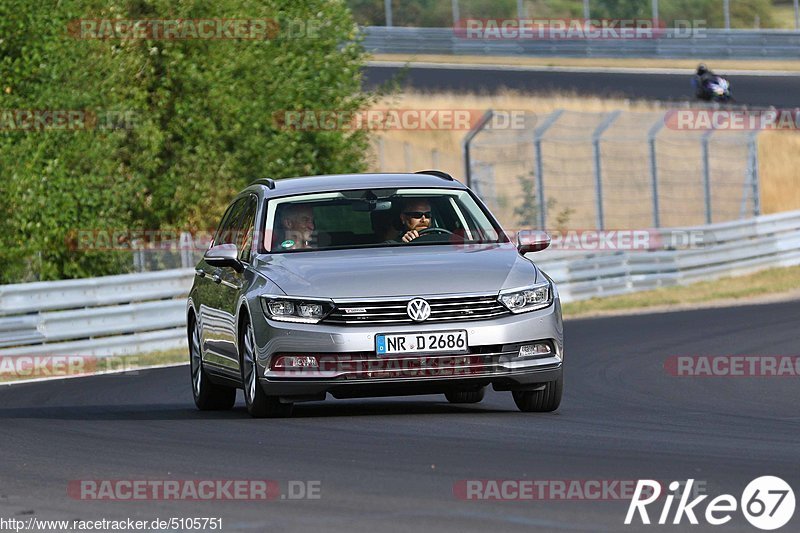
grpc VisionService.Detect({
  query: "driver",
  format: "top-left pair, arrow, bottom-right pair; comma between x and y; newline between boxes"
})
399,198 -> 432,243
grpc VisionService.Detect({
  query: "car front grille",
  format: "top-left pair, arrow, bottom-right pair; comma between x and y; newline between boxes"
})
324,294 -> 510,326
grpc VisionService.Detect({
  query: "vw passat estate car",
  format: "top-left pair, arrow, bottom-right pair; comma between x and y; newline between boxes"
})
187,171 -> 563,417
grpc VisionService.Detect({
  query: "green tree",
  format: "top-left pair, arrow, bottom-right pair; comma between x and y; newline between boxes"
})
0,0 -> 373,283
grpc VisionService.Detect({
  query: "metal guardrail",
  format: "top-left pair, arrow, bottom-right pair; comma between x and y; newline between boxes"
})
1,210 -> 799,357
0,269 -> 194,357
533,210 -> 800,302
362,26 -> 800,59
0,269 -> 192,316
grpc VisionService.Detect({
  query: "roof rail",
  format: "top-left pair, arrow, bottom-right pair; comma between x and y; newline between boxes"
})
415,170 -> 454,181
252,178 -> 276,189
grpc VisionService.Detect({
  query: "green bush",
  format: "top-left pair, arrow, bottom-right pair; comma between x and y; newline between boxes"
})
0,0 -> 373,283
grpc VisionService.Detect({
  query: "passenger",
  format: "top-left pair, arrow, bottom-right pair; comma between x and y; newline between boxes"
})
276,204 -> 316,250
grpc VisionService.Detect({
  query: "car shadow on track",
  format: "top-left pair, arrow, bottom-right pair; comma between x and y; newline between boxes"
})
0,400 -> 518,420
288,400 -> 513,418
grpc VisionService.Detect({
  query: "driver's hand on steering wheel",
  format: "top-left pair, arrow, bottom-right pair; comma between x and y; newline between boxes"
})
401,230 -> 420,243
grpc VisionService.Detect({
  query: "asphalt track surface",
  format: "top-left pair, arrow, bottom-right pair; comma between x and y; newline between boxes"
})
363,65 -> 800,108
1,300 -> 798,532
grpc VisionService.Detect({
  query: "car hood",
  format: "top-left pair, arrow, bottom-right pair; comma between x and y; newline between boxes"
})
255,243 -> 543,299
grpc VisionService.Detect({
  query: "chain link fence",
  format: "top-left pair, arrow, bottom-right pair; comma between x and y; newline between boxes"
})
369,109 -> 760,230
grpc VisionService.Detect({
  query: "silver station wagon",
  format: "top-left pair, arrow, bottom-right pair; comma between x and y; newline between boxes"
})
187,171 -> 564,417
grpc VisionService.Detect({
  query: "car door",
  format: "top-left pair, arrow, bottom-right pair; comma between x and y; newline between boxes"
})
215,194 -> 258,371
199,198 -> 246,371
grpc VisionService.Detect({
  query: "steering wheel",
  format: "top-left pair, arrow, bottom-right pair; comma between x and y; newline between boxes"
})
417,227 -> 454,236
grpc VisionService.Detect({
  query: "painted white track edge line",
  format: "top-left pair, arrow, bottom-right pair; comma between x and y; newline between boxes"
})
0,362 -> 189,386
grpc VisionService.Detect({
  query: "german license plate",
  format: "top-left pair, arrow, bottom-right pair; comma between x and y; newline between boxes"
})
376,330 -> 468,356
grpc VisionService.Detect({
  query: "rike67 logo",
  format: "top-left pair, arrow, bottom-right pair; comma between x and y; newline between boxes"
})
625,477 -> 795,530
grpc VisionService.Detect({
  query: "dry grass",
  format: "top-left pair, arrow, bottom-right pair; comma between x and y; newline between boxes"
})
759,130 -> 800,214
371,53 -> 800,72
562,264 -> 800,318
368,90 -> 800,218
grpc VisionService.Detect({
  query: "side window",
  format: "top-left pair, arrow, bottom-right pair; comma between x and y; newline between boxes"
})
213,199 -> 246,247
236,196 -> 258,261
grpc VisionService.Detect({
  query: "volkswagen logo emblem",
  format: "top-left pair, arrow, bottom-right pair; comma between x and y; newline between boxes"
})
406,298 -> 431,322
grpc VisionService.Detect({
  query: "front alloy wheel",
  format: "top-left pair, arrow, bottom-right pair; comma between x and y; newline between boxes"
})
190,318 -> 235,410
241,321 -> 293,418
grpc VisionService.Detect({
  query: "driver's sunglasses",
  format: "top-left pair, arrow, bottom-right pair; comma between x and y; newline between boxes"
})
404,211 -> 432,219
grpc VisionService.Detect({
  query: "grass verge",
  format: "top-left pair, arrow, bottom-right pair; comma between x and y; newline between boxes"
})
0,348 -> 187,384
562,264 -> 800,318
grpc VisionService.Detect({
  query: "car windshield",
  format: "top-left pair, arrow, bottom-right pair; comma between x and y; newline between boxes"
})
263,187 -> 506,253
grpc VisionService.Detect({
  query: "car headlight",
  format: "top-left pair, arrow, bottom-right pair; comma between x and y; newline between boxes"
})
260,295 -> 334,324
498,282 -> 553,313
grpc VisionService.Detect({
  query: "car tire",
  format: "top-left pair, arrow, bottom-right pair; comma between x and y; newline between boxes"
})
189,317 -> 236,410
444,388 -> 485,404
240,320 -> 293,418
512,376 -> 562,413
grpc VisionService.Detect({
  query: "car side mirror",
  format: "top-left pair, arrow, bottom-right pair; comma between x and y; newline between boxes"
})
204,244 -> 244,272
516,230 -> 551,254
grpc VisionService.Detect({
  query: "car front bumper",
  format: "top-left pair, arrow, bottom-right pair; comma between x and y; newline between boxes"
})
251,297 -> 564,401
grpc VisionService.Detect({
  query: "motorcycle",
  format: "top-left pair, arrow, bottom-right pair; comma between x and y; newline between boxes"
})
693,75 -> 732,103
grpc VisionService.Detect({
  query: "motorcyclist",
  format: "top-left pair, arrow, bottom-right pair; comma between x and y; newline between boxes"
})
693,64 -> 718,99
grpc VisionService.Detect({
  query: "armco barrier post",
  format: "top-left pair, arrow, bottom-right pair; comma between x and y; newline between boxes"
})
795,0 -> 800,30
749,132 -> 761,216
648,116 -> 666,228
723,0 -> 731,30
592,111 -> 621,231
384,0 -> 392,27
532,109 -> 564,230
702,128 -> 714,224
